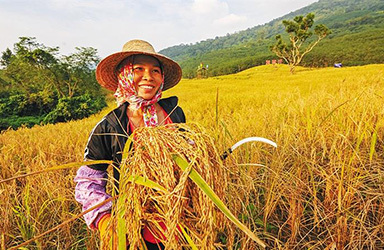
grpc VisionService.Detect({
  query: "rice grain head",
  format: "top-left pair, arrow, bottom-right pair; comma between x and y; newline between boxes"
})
102,123 -> 233,250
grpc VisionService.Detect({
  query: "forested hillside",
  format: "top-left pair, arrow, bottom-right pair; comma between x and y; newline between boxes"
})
0,37 -> 107,131
159,0 -> 384,78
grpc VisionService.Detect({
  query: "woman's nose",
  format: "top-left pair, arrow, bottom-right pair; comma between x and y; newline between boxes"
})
142,69 -> 154,81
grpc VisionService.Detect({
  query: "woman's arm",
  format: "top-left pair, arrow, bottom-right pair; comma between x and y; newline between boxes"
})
75,118 -> 113,229
74,165 -> 112,229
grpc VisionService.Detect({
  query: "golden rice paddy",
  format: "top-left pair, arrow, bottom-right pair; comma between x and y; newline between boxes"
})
1,64 -> 383,249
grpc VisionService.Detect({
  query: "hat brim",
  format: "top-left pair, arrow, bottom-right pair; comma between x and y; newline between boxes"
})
96,51 -> 182,92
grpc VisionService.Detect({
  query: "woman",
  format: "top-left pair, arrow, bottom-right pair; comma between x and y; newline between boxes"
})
74,39 -> 185,249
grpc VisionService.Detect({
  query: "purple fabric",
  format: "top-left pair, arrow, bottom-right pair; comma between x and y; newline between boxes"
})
74,165 -> 112,228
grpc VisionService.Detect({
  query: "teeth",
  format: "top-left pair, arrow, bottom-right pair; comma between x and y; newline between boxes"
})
141,85 -> 154,89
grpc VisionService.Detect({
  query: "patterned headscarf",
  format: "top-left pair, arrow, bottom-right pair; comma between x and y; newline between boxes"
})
114,57 -> 164,127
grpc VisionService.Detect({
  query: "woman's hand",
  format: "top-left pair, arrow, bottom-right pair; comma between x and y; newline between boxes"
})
98,214 -> 129,247
98,214 -> 117,247
98,213 -> 112,239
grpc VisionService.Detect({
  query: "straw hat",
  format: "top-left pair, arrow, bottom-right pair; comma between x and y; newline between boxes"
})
96,40 -> 182,92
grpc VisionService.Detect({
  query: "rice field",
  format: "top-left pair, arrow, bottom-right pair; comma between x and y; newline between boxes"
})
1,64 -> 383,249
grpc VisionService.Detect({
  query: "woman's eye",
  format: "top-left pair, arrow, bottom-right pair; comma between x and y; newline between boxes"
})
133,67 -> 143,72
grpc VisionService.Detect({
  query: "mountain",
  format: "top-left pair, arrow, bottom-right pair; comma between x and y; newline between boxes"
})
159,0 -> 384,78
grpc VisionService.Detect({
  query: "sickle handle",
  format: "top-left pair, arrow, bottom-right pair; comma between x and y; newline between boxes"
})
220,148 -> 233,160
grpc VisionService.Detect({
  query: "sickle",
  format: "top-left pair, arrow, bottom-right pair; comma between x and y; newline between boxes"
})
221,137 -> 277,160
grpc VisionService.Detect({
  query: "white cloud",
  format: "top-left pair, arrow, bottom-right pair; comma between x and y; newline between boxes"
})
192,0 -> 229,15
213,13 -> 247,26
47,0 -> 127,12
0,0 -> 320,58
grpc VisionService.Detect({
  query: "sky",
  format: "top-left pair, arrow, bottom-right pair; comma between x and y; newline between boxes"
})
0,0 -> 318,59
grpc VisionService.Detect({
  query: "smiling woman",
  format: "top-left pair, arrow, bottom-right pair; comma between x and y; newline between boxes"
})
115,54 -> 167,128
120,55 -> 163,100
74,39 -> 185,249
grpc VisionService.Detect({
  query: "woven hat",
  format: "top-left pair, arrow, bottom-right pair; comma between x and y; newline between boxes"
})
96,40 -> 182,92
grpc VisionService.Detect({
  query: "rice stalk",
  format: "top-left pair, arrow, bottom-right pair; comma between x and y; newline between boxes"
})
173,154 -> 266,248
0,160 -> 112,185
102,123 -> 261,249
8,196 -> 117,250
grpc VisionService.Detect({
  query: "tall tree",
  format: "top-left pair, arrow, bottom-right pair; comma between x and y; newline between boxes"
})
0,37 -> 106,129
1,37 -> 61,94
270,13 -> 331,73
54,47 -> 100,97
1,37 -> 100,97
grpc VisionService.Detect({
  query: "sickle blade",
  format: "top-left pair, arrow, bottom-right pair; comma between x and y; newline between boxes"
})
231,137 -> 277,151
221,137 -> 277,160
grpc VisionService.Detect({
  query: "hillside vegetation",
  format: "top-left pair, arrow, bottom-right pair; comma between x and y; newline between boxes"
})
0,37 -> 107,131
1,64 -> 383,249
160,0 -> 384,78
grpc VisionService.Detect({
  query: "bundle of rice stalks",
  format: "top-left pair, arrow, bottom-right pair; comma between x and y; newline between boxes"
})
102,123 -> 234,250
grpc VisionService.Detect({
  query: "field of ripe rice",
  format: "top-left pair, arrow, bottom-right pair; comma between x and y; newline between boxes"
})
1,64 -> 383,249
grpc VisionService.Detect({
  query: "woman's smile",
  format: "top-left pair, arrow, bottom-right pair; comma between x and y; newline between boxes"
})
139,84 -> 155,89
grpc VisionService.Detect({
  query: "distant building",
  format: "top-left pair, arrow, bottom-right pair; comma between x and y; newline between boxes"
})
266,59 -> 284,65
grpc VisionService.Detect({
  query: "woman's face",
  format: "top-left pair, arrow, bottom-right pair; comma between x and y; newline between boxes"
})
132,55 -> 163,100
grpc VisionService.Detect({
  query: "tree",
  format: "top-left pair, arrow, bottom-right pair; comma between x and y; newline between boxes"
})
1,37 -> 101,98
270,13 -> 331,73
54,47 -> 100,97
0,48 -> 13,67
2,37 -> 61,94
0,37 -> 106,130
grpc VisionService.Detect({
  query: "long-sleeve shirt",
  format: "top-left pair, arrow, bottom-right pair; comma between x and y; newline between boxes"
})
74,166 -> 111,228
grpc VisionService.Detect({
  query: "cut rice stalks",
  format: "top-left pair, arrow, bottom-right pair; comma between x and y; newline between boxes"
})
102,123 -> 265,249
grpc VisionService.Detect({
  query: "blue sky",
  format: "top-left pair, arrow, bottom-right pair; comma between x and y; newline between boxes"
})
0,0 -> 318,58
